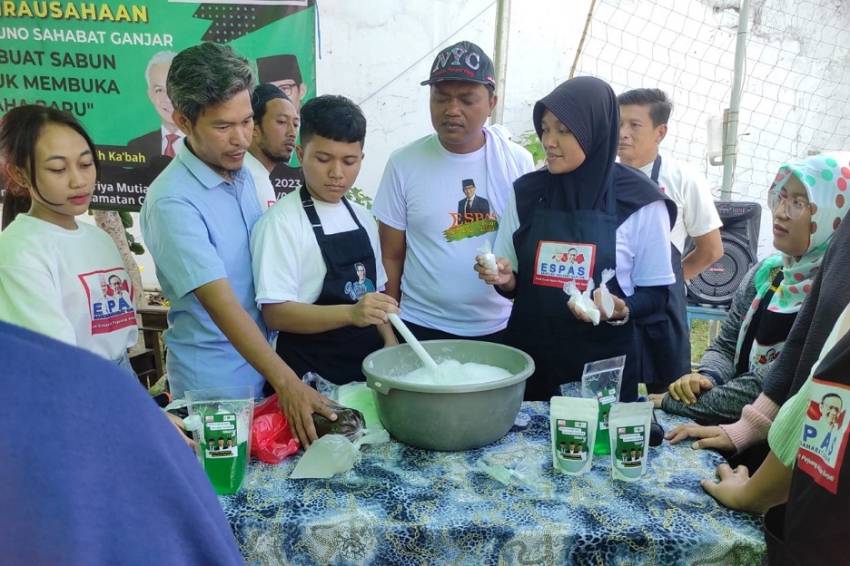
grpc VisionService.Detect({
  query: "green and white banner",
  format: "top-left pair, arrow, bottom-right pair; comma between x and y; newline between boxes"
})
0,0 -> 316,210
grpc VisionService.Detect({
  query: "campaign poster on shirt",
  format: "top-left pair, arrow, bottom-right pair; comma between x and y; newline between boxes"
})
532,241 -> 597,291
797,378 -> 849,495
0,0 -> 316,211
78,268 -> 137,335
443,177 -> 498,241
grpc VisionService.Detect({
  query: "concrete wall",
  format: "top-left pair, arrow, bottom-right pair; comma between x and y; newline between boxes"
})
315,0 -> 592,197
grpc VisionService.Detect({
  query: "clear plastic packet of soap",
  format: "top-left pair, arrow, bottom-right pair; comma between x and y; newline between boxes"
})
289,434 -> 360,479
550,396 -> 598,475
564,279 -> 600,325
472,452 -> 540,492
580,355 -> 625,455
477,240 -> 498,273
608,401 -> 653,482
288,428 -> 390,480
598,268 -> 616,319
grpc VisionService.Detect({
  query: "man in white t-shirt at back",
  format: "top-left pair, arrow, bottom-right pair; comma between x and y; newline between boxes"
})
618,88 -> 724,391
373,40 -> 535,341
245,83 -> 301,211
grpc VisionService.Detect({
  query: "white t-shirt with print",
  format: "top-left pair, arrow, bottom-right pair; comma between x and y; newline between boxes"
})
639,152 -> 722,253
244,151 -> 278,211
0,214 -> 138,361
251,190 -> 387,305
494,191 -> 675,296
373,133 -> 535,336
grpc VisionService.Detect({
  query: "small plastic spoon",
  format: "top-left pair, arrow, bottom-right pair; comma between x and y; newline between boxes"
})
388,313 -> 439,372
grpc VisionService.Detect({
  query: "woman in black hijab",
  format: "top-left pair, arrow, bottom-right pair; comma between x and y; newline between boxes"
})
476,76 -> 676,401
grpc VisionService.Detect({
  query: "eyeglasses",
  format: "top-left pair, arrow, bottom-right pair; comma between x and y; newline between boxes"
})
768,188 -> 812,220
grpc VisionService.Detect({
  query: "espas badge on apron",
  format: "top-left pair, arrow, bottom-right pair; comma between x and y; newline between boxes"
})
532,241 -> 597,291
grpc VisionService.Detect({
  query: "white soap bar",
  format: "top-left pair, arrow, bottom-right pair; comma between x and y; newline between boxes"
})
482,253 -> 498,273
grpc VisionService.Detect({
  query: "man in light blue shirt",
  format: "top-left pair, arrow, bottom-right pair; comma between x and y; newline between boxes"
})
141,42 -> 335,446
143,138 -> 264,395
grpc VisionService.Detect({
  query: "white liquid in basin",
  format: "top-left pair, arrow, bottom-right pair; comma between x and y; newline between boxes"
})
395,359 -> 511,385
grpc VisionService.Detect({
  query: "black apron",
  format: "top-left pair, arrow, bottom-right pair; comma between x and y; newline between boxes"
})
505,179 -> 638,402
275,188 -> 383,385
634,156 -> 691,388
764,327 -> 850,564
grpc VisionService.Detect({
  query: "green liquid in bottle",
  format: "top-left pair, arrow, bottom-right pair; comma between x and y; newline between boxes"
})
203,442 -> 248,495
592,388 -> 616,456
197,408 -> 249,495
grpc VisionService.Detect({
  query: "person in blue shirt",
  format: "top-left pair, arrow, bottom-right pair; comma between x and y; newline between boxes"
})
0,321 -> 244,565
141,42 -> 335,446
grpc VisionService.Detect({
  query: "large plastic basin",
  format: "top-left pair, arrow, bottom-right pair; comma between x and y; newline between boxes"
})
362,340 -> 534,451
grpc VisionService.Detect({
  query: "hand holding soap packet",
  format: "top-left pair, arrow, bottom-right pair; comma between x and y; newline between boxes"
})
477,240 -> 499,273
608,402 -> 653,482
550,397 -> 598,475
564,280 -> 600,326
598,268 -> 616,319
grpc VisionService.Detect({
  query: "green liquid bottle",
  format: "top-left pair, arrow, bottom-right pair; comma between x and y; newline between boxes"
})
592,387 -> 617,456
203,442 -> 248,495
199,410 -> 249,495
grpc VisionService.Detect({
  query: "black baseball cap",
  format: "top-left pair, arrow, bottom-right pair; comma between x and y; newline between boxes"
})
421,41 -> 496,88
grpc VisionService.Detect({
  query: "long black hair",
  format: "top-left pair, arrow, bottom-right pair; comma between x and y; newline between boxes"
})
0,105 -> 100,228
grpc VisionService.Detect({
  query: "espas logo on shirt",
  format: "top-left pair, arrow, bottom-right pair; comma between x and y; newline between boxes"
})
443,177 -> 498,242
797,378 -> 849,495
78,268 -> 137,335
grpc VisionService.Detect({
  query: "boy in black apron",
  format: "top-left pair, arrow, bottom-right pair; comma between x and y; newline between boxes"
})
251,95 -> 398,385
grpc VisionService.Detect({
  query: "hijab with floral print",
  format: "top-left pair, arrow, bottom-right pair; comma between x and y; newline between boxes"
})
734,153 -> 850,372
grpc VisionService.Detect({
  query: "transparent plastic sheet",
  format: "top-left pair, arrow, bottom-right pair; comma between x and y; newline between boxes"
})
472,451 -> 541,492
289,429 -> 390,479
289,434 -> 360,479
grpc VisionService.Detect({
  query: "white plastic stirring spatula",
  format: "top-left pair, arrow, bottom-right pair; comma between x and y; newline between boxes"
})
388,313 -> 439,372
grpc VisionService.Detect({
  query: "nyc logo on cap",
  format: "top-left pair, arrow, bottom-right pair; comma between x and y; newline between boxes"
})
422,40 -> 495,87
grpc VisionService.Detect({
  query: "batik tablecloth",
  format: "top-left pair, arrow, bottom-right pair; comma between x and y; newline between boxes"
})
221,402 -> 765,565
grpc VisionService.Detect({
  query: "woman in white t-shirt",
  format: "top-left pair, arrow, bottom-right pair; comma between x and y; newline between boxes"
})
476,77 -> 676,401
0,105 -> 139,369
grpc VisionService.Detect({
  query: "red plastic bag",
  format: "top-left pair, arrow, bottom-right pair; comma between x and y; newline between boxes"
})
251,394 -> 301,464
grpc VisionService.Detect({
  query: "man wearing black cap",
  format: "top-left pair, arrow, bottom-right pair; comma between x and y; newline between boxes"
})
256,54 -> 308,110
373,40 -> 534,341
246,83 -> 303,208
